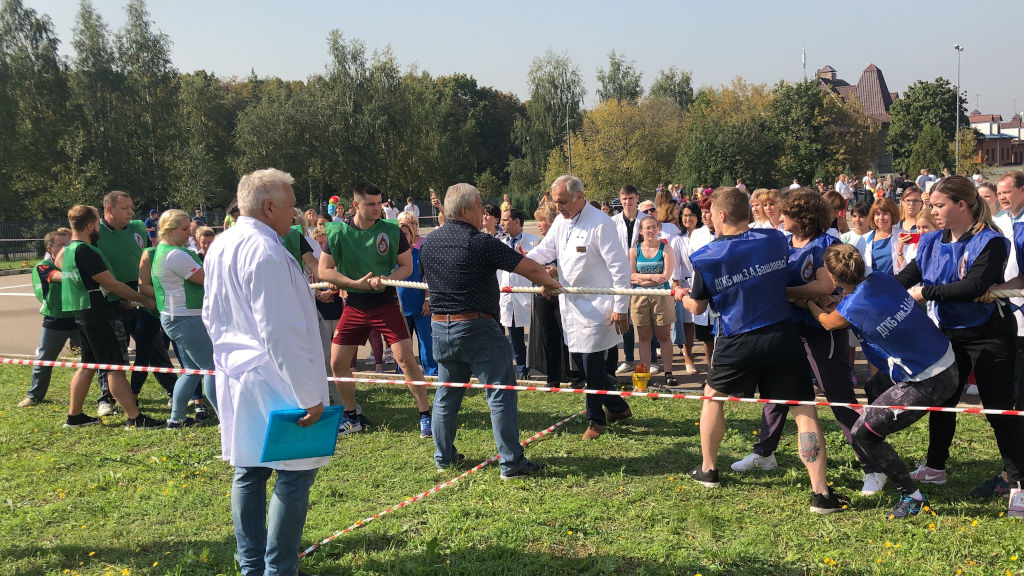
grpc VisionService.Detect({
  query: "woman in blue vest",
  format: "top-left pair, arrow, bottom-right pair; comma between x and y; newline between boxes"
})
733,189 -> 884,495
806,243 -> 958,518
894,175 -> 1024,505
151,209 -> 217,428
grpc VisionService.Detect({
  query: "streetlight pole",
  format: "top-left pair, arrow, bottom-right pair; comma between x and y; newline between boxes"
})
954,44 -> 964,173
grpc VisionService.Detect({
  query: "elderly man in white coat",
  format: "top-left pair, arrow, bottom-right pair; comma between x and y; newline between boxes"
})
202,168 -> 330,576
610,184 -> 649,373
498,208 -> 539,379
527,175 -> 633,440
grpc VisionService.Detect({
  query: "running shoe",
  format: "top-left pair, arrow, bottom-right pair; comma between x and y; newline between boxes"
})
615,362 -> 634,374
17,396 -> 39,408
500,460 -> 547,480
338,414 -> 363,436
888,494 -> 928,519
861,472 -> 888,495
731,452 -> 778,472
97,400 -> 117,417
689,466 -> 721,488
419,414 -> 433,438
969,474 -> 1011,498
909,464 -> 947,485
125,413 -> 166,429
166,417 -> 199,429
810,488 -> 851,514
64,413 -> 99,428
194,404 -> 210,422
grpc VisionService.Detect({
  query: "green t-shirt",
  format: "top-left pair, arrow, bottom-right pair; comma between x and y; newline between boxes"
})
98,219 -> 147,286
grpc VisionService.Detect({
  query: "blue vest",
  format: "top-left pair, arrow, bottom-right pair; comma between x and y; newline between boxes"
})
691,229 -> 791,337
837,273 -> 950,382
1014,222 -> 1024,272
915,228 -> 1008,329
787,233 -> 839,326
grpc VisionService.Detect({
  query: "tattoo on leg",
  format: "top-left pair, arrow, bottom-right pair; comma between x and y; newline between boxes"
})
799,432 -> 821,463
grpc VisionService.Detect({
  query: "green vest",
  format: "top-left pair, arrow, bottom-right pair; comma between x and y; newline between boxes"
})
98,219 -> 146,285
324,219 -> 400,293
61,241 -> 114,312
151,243 -> 204,312
283,225 -> 305,265
32,258 -> 73,318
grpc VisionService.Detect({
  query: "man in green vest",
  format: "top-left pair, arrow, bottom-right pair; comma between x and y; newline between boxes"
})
17,229 -> 79,407
95,191 -> 177,416
318,181 -> 432,438
59,205 -> 160,428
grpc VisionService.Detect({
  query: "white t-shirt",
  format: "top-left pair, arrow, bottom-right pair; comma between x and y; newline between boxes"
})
384,206 -> 400,219
157,249 -> 203,317
404,203 -> 421,218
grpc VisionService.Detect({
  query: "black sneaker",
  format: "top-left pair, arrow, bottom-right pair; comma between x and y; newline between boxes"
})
64,413 -> 100,428
689,466 -> 721,488
126,413 -> 166,430
194,404 -> 210,422
810,488 -> 851,514
166,417 -> 199,429
357,413 -> 373,430
969,475 -> 1011,499
436,453 -> 466,472
500,460 -> 547,480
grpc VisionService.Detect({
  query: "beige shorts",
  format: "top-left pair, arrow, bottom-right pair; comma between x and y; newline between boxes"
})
630,294 -> 676,327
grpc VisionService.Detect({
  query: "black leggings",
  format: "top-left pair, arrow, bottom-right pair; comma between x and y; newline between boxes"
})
853,364 -> 959,495
924,315 -> 1024,484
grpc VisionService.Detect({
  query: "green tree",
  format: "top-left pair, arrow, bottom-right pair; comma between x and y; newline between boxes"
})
908,124 -> 951,175
596,50 -> 643,105
647,67 -> 694,111
887,77 -> 968,173
508,50 -> 585,195
170,70 -> 234,211
949,128 -> 980,174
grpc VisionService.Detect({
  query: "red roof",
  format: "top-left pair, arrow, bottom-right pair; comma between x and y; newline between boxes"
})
971,113 -> 1003,123
818,64 -> 895,123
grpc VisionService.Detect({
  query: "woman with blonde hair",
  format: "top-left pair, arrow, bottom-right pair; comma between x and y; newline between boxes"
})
760,189 -> 785,232
527,203 -> 569,386
750,189 -> 772,228
151,209 -> 217,427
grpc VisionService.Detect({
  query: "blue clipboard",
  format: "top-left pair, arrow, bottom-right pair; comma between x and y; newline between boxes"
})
260,405 -> 343,463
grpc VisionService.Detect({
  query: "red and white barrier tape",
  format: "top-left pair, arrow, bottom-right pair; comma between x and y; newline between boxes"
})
299,411 -> 583,558
3,357 -> 1020,417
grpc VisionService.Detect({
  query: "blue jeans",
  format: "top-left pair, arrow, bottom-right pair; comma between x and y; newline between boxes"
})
231,466 -> 318,576
431,318 -> 525,475
161,314 -> 217,422
573,349 -> 630,425
507,324 -> 527,371
26,324 -> 79,401
405,314 -> 438,376
671,301 -> 688,347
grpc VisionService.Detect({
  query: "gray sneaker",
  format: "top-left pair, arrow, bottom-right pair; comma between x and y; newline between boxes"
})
97,401 -> 117,417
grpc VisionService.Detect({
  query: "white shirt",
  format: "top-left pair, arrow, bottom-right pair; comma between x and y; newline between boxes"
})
610,210 -> 649,253
789,182 -> 801,190
155,247 -> 203,318
202,216 -> 330,470
404,203 -> 421,218
384,206 -> 401,219
497,231 -> 539,327
527,203 -> 630,353
835,180 -> 853,200
684,226 -> 715,326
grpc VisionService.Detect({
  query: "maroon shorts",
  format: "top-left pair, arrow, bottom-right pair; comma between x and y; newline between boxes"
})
332,301 -> 410,347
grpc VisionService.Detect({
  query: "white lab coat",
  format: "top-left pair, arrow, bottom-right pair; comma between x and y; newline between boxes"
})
498,231 -> 539,327
683,226 -> 715,325
202,216 -> 330,470
527,203 -> 631,354
993,212 -> 1024,335
863,226 -> 903,275
611,210 -> 649,252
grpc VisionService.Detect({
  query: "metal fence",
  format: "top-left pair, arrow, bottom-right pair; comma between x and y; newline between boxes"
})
0,220 -> 65,262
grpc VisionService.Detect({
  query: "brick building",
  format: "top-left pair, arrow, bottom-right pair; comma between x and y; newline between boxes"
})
817,64 -> 899,172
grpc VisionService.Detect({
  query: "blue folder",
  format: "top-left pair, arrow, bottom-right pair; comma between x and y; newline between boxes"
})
260,405 -> 343,463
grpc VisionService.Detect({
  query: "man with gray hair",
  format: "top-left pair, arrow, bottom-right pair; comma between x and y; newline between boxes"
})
527,175 -> 634,440
202,168 -> 330,576
419,183 -> 561,478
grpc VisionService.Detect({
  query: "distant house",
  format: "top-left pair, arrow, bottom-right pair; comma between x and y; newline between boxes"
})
817,64 -> 899,172
970,110 -> 1024,166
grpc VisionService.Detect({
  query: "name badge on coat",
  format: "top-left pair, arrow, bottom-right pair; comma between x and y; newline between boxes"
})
576,246 -> 587,253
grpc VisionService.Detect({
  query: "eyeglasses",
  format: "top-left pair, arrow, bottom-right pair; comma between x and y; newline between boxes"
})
643,208 -> 656,214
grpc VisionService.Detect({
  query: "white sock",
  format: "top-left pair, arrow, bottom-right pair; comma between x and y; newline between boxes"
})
908,489 -> 923,501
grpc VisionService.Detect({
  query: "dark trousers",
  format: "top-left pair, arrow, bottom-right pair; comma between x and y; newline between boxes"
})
925,322 -> 1024,483
98,308 -> 176,404
753,326 -> 879,472
573,348 -> 629,426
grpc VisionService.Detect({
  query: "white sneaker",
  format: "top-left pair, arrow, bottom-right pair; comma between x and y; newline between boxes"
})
731,452 -> 777,472
649,364 -> 661,375
97,401 -> 116,417
861,472 -> 888,495
615,362 -> 633,374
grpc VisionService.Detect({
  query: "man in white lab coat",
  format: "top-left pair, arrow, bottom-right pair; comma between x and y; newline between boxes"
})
202,168 -> 329,576
526,175 -> 633,440
498,208 -> 538,379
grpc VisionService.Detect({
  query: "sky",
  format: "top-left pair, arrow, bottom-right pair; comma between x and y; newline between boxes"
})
24,0 -> 1024,118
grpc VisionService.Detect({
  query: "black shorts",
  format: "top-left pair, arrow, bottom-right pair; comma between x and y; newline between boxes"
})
707,359 -> 815,401
694,323 -> 714,343
76,312 -> 130,366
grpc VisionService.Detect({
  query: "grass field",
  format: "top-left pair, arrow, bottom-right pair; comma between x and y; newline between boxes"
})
1,364 -> 1021,576
0,261 -> 32,271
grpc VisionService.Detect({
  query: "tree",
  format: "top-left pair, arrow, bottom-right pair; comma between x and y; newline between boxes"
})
169,70 -> 234,210
949,128 -> 980,175
596,49 -> 642,105
908,124 -> 950,176
887,77 -> 968,173
648,67 -> 694,111
508,50 -> 585,195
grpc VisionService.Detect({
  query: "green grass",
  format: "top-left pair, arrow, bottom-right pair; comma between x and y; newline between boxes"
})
1,365 -> 1021,576
0,260 -> 32,271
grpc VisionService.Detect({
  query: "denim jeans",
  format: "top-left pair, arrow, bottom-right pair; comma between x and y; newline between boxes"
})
26,324 -> 79,401
231,466 -> 318,576
507,325 -> 527,371
431,318 -> 525,475
671,301 -> 687,347
405,314 -> 438,376
161,314 -> 217,422
573,348 -> 630,426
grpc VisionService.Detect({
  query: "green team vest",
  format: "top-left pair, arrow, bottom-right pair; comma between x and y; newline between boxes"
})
324,219 -> 400,293
98,219 -> 146,285
151,243 -> 204,312
282,225 -> 305,265
61,241 -> 114,312
32,258 -> 73,318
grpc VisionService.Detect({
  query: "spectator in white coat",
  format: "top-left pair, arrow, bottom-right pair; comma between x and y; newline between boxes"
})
498,208 -> 539,379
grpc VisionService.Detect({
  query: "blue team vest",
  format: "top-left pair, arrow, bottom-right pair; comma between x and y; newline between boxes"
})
690,229 -> 791,337
1014,222 -> 1024,272
915,228 -> 1008,329
837,273 -> 950,382
787,233 -> 839,326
